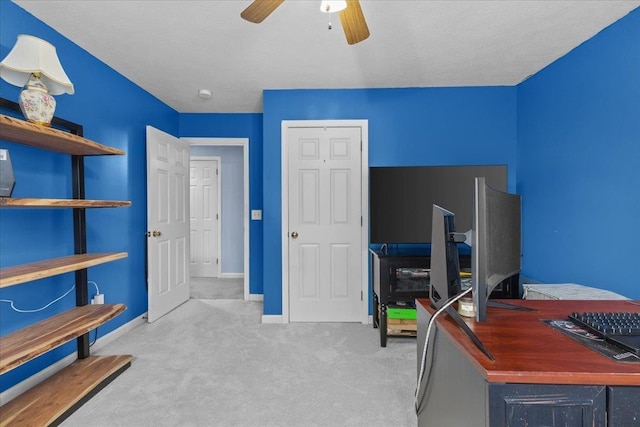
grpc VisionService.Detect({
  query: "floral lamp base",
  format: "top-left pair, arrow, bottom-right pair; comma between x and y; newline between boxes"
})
19,73 -> 56,126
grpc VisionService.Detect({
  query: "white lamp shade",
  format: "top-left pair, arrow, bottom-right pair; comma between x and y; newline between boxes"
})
320,0 -> 347,13
0,34 -> 74,95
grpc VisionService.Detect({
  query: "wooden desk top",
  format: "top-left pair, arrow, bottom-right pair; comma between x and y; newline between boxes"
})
416,298 -> 640,386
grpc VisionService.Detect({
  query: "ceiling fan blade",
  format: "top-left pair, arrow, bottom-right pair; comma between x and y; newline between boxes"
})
339,0 -> 370,45
241,0 -> 284,23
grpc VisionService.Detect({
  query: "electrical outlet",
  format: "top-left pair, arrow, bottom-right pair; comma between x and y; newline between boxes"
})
251,209 -> 262,220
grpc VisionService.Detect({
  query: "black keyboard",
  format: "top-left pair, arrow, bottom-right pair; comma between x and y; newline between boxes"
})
569,311 -> 640,355
569,312 -> 640,335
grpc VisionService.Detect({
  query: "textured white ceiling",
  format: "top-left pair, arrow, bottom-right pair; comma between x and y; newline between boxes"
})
12,0 -> 640,113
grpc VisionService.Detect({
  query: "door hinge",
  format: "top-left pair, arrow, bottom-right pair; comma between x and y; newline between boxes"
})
361,216 -> 363,227
216,213 -> 219,220
216,258 -> 219,265
360,140 -> 362,151
361,290 -> 363,301
216,168 -> 219,176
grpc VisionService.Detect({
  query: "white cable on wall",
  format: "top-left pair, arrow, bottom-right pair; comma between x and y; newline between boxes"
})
0,281 -> 100,313
0,284 -> 76,313
89,280 -> 100,295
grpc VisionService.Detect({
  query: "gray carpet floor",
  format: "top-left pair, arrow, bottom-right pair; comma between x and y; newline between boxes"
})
60,299 -> 417,427
190,277 -> 244,300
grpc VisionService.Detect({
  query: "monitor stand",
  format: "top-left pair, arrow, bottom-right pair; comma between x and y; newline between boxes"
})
487,300 -> 536,311
444,306 -> 495,361
439,299 -> 537,361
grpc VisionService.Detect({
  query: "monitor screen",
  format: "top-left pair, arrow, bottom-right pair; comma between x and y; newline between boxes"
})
472,177 -> 522,322
369,165 -> 507,244
429,205 -> 462,309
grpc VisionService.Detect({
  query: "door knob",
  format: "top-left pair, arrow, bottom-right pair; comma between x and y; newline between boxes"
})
152,230 -> 162,237
291,231 -> 298,239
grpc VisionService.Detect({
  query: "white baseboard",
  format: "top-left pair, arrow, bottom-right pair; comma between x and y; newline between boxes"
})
219,273 -> 243,279
249,293 -> 263,301
261,314 -> 284,324
91,312 -> 147,353
0,313 -> 147,406
260,314 -> 369,324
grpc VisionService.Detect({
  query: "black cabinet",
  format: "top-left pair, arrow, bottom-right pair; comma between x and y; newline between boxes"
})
489,384 -> 606,426
608,386 -> 640,426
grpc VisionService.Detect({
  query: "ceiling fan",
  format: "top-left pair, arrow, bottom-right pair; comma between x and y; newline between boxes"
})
241,0 -> 370,45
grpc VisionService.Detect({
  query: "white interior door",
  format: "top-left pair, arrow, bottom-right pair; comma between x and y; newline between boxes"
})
287,125 -> 363,322
146,126 -> 190,323
190,158 -> 220,278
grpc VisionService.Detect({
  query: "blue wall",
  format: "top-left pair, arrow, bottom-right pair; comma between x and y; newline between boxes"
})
190,145 -> 244,275
516,8 -> 640,299
179,113 -> 263,294
1,0 -> 638,395
0,0 -> 178,392
262,87 -> 518,315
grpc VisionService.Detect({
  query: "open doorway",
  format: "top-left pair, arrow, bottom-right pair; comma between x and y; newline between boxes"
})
183,137 -> 250,300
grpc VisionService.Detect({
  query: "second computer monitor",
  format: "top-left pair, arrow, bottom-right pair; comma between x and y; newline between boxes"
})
429,204 -> 462,309
472,177 -> 522,322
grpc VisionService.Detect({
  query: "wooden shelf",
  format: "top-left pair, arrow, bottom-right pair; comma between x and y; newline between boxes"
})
0,197 -> 131,208
0,304 -> 127,375
0,107 -> 132,421
0,253 -> 128,288
0,114 -> 124,156
0,355 -> 132,426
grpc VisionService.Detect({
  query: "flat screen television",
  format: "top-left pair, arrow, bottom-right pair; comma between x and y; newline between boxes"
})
429,205 -> 462,309
369,165 -> 507,244
471,177 -> 522,322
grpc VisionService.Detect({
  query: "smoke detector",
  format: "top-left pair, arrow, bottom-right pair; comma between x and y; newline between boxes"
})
198,89 -> 212,99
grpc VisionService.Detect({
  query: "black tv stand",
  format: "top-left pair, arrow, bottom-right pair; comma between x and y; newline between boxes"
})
370,247 -> 521,347
371,248 -> 434,347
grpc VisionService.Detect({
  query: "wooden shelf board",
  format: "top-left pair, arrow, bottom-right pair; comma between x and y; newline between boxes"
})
0,197 -> 131,208
0,252 -> 128,288
0,355 -> 132,427
0,304 -> 127,374
0,114 -> 124,156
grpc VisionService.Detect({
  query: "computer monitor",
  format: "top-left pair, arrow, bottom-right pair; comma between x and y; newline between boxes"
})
429,205 -> 462,309
472,177 -> 522,322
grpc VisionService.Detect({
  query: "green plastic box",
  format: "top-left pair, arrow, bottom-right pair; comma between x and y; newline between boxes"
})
387,307 -> 417,320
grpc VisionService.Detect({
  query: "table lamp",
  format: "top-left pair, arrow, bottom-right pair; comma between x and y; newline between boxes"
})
0,34 -> 74,126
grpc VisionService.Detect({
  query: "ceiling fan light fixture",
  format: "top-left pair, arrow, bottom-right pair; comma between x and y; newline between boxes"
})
320,0 -> 347,13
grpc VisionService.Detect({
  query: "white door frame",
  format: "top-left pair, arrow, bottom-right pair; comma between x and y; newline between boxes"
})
281,120 -> 369,324
182,137 -> 250,301
190,156 -> 222,278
